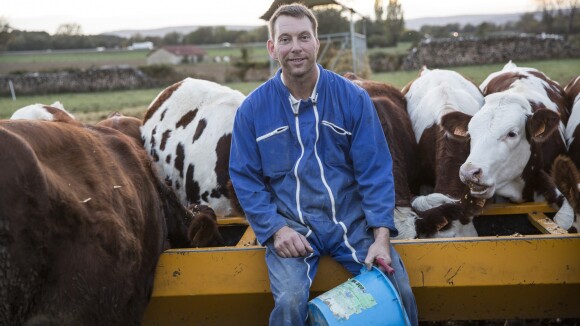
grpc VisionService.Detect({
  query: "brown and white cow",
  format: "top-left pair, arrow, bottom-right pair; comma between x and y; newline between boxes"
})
344,73 -> 420,239
402,67 -> 485,237
0,119 -> 196,324
96,112 -> 226,246
10,101 -> 77,124
141,77 -> 246,218
564,76 -> 580,167
452,61 -> 571,230
551,155 -> 580,233
546,76 -> 580,232
96,111 -> 144,145
345,73 -> 470,239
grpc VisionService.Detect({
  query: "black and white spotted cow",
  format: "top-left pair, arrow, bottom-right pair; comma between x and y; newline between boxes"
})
141,78 -> 246,218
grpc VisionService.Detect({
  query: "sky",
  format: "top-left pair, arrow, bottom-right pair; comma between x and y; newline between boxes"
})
3,0 -> 538,35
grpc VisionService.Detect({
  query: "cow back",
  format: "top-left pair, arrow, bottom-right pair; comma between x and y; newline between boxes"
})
0,120 -> 183,324
141,78 -> 245,218
404,68 -> 484,196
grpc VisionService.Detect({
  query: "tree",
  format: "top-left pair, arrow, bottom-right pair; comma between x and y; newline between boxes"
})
534,0 -> 579,38
0,17 -> 13,51
374,0 -> 384,21
385,0 -> 405,46
163,32 -> 182,45
55,23 -> 83,35
314,8 -> 349,35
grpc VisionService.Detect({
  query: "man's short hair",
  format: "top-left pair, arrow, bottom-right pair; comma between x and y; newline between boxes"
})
268,3 -> 318,40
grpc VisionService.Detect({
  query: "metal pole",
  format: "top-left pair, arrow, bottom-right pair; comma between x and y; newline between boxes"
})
9,80 -> 16,100
350,9 -> 357,75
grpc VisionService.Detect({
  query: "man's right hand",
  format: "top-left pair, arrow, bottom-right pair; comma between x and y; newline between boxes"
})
273,226 -> 314,258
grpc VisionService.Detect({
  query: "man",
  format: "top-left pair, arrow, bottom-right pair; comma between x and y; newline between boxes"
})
229,3 -> 418,325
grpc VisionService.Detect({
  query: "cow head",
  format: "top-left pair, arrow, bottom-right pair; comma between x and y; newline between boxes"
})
11,101 -> 77,124
551,155 -> 580,233
457,92 -> 560,201
96,112 -> 144,145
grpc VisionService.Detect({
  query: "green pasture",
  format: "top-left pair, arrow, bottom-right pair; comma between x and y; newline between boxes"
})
373,58 -> 580,89
1,57 -> 578,124
0,50 -> 150,64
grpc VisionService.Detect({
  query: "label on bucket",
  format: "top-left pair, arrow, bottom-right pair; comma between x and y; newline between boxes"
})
318,278 -> 377,320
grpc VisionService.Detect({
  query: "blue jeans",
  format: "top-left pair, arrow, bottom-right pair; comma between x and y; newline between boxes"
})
265,240 -> 418,326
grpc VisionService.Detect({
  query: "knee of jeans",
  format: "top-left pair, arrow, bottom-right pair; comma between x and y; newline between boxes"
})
275,289 -> 309,309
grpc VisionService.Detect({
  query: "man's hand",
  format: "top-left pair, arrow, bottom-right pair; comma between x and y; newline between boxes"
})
364,227 -> 392,272
273,226 -> 314,258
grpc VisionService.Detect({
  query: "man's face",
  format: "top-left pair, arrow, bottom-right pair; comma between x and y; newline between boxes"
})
268,15 -> 319,80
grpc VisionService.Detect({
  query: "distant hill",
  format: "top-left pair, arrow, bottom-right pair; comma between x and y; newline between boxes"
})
102,11 -> 539,38
102,25 -> 261,38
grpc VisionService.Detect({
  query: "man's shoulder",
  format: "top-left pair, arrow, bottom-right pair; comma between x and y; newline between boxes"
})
320,68 -> 367,99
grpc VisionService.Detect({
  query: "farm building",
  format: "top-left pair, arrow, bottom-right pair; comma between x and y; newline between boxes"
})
146,45 -> 207,65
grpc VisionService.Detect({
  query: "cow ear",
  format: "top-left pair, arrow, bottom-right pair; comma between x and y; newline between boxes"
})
551,155 -> 580,211
527,108 -> 560,142
440,111 -> 471,140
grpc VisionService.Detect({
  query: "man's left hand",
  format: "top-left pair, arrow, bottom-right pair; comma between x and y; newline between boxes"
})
364,227 -> 392,272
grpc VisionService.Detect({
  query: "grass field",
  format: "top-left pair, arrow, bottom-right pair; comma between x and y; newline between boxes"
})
1,57 -> 578,124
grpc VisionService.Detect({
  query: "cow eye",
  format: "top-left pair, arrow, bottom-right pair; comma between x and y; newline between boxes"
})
507,131 -> 517,138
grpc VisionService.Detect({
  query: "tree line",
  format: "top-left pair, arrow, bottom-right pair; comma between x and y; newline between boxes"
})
0,0 -> 577,52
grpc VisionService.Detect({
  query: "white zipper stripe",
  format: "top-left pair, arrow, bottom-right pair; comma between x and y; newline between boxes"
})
313,103 -> 360,264
292,98 -> 307,227
256,126 -> 289,142
321,120 -> 352,135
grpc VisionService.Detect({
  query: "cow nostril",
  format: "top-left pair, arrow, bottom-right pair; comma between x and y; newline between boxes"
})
472,168 -> 482,179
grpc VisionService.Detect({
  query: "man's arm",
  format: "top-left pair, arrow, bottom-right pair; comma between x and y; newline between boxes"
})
349,91 -> 398,235
229,104 -> 288,245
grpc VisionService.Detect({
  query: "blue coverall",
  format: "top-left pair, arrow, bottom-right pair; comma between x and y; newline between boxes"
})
229,65 -> 418,326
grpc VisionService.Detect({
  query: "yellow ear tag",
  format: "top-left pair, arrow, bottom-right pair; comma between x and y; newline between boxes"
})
454,127 -> 468,137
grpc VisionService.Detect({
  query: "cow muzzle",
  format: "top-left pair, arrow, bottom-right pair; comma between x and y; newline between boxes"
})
460,162 -> 495,199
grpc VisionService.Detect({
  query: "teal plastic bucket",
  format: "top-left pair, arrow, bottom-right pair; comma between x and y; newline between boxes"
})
308,267 -> 410,326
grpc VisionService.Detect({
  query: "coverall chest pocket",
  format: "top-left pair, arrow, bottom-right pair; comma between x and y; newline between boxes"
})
321,120 -> 352,166
257,125 -> 294,176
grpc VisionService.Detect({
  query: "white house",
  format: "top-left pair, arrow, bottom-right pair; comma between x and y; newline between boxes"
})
129,42 -> 154,50
146,45 -> 207,65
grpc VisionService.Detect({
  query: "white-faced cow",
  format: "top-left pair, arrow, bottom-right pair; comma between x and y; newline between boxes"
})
452,61 -> 570,230
141,77 -> 246,218
10,101 -> 77,124
0,119 -> 196,325
402,67 -> 485,237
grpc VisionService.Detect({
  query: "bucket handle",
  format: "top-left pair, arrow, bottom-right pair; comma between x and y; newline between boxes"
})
375,257 -> 395,275
375,258 -> 412,326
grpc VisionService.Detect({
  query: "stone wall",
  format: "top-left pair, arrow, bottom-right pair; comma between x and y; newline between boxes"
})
402,35 -> 580,70
0,66 -> 162,96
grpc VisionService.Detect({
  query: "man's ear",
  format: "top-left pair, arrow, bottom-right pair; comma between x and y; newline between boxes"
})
267,39 -> 277,60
